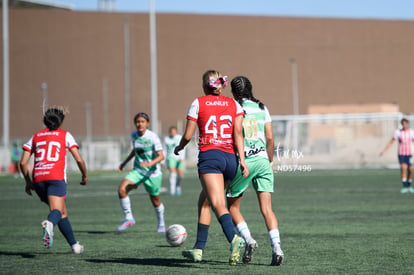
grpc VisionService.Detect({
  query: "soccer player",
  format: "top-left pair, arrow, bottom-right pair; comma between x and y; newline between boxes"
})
11,140 -> 23,178
20,108 -> 88,254
164,126 -> 185,195
226,76 -> 284,266
117,112 -> 166,232
380,118 -> 414,193
174,70 -> 249,265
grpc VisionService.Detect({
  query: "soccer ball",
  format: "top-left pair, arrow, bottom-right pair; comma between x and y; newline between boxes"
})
166,224 -> 187,247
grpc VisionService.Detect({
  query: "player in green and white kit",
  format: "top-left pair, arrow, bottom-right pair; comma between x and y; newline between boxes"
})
227,76 -> 284,266
164,126 -> 185,195
117,112 -> 166,233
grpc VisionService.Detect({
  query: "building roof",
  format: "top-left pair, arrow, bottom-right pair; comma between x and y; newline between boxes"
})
1,0 -> 73,10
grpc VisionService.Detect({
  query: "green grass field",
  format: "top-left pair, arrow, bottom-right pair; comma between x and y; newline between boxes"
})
1,168 -> 413,274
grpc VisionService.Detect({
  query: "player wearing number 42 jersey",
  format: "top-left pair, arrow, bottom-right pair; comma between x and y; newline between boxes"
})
175,70 -> 249,265
20,108 -> 88,254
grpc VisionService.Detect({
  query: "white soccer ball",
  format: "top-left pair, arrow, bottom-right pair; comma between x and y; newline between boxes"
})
166,224 -> 187,247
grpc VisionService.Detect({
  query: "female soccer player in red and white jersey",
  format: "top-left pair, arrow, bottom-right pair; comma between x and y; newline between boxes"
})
174,70 -> 249,265
20,108 -> 88,253
380,118 -> 414,193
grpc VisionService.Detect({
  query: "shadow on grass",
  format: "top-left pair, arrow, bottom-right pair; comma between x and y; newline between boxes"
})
76,230 -> 116,235
86,257 -> 228,268
0,251 -> 36,258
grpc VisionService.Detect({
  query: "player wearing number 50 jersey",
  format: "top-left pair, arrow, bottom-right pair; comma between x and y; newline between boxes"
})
20,108 -> 88,254
175,70 -> 249,265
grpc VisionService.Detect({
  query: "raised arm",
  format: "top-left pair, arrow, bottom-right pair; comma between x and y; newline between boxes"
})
69,147 -> 88,185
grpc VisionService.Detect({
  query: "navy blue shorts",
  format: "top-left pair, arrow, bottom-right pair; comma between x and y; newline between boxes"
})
398,155 -> 412,165
198,149 -> 239,183
34,180 -> 67,204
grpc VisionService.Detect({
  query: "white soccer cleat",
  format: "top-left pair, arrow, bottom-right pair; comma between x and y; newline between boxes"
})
271,245 -> 284,266
72,242 -> 84,254
41,220 -> 54,248
243,239 -> 258,263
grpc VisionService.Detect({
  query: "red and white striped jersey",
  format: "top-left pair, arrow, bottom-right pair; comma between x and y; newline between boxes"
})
187,94 -> 244,154
23,128 -> 79,183
393,128 -> 414,156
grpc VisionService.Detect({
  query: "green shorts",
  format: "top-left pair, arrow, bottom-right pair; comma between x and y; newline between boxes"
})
227,157 -> 274,198
125,170 -> 163,196
166,157 -> 184,170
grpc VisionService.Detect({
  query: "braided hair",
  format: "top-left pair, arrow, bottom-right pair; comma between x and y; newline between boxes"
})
43,108 -> 65,131
230,76 -> 264,110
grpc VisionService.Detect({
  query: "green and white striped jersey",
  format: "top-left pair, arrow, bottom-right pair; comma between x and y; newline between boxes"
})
241,99 -> 272,160
131,129 -> 163,177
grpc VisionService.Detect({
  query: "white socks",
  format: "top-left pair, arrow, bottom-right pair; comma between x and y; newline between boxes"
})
120,196 -> 134,220
154,203 -> 165,227
269,229 -> 281,248
169,172 -> 177,195
237,222 -> 253,244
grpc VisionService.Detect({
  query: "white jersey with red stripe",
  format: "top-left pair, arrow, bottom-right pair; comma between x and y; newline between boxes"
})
393,128 -> 414,156
187,94 -> 244,154
23,128 -> 79,183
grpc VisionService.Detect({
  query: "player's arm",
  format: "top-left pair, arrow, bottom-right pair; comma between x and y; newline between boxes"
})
20,150 -> 33,196
119,149 -> 135,171
234,115 -> 249,178
265,122 -> 274,163
174,119 -> 196,155
69,147 -> 88,185
380,138 -> 395,156
141,150 -> 164,168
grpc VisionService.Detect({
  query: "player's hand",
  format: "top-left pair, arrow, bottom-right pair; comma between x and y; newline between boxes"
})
140,161 -> 152,168
240,162 -> 249,178
25,182 -> 33,196
379,152 -> 383,157
174,146 -> 182,155
118,164 -> 124,172
80,175 -> 88,186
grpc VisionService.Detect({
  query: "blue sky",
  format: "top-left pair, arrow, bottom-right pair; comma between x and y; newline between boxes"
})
53,0 -> 414,20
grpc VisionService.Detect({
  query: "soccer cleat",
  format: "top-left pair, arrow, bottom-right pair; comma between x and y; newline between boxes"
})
229,235 -> 245,265
408,187 -> 414,193
176,187 -> 182,196
242,239 -> 258,263
271,245 -> 284,266
41,220 -> 54,248
72,242 -> 84,254
400,188 -> 409,194
157,225 -> 166,233
182,249 -> 203,262
117,219 -> 136,231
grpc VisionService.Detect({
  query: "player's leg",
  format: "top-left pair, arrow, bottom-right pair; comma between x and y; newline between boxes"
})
183,190 -> 210,262
407,158 -> 413,192
57,203 -> 84,254
43,195 -> 64,248
168,160 -> 177,195
228,195 -> 257,263
400,162 -> 409,193
117,177 -> 138,231
257,191 -> 284,266
176,162 -> 184,195
145,174 -> 165,232
200,173 -> 244,265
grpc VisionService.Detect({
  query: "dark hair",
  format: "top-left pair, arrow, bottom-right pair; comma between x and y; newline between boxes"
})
401,118 -> 409,124
43,108 -> 65,131
231,76 -> 264,110
134,112 -> 150,123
